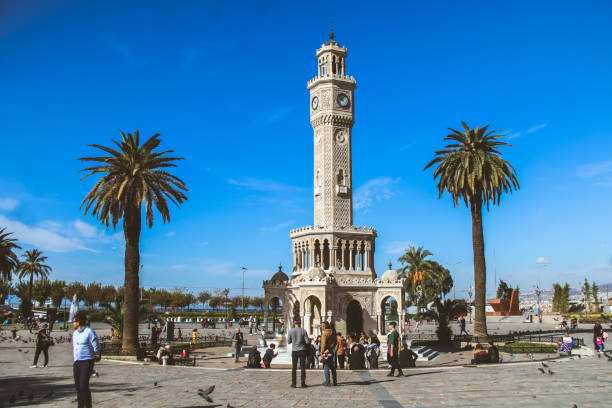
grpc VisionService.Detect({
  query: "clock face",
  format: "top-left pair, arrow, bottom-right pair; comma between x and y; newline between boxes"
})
337,93 -> 349,108
311,96 -> 319,110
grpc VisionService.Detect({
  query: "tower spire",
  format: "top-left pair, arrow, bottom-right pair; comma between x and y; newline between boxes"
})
329,21 -> 335,41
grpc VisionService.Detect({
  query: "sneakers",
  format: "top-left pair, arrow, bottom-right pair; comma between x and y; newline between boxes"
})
290,384 -> 296,388
30,365 -> 37,368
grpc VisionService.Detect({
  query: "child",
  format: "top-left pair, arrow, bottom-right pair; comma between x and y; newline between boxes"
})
596,335 -> 604,353
263,343 -> 278,368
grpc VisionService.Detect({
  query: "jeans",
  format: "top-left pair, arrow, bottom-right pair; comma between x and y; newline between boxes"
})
33,346 -> 49,366
323,352 -> 337,385
291,350 -> 307,386
73,359 -> 95,408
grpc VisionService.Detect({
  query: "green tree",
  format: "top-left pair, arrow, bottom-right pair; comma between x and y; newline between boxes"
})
79,130 -> 188,353
0,228 -> 21,281
560,283 -> 571,314
67,281 -> 86,303
14,280 -> 31,317
0,278 -> 12,304
424,122 -> 520,338
32,278 -> 51,306
197,290 -> 211,308
581,278 -> 592,314
250,296 -> 265,311
84,282 -> 103,309
552,283 -> 562,312
100,285 -> 117,308
17,249 -> 52,311
423,298 -> 468,345
50,280 -> 67,308
592,282 -> 600,313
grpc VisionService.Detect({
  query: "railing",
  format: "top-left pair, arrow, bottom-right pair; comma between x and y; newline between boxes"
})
100,334 -> 237,356
454,331 -> 585,347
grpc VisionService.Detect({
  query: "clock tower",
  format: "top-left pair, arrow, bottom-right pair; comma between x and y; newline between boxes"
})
263,31 -> 406,340
308,30 -> 356,229
289,30 -> 377,278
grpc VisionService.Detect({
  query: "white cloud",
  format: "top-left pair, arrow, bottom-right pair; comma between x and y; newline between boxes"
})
0,198 -> 19,211
166,231 -> 176,237
536,257 -> 550,265
266,107 -> 292,123
74,220 -> 99,238
228,178 -> 301,192
526,123 -> 547,134
260,220 -> 294,232
576,160 -> 612,178
506,132 -> 521,139
201,241 -> 209,246
0,215 -> 95,253
354,177 -> 401,211
384,241 -> 415,255
171,264 -> 186,271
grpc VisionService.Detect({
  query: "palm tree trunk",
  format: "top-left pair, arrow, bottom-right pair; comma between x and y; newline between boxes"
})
121,205 -> 141,354
470,196 -> 488,339
28,272 -> 34,307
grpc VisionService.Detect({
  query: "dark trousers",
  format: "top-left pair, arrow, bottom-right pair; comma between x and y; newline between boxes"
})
291,350 -> 307,386
337,353 -> 345,369
235,344 -> 242,361
33,346 -> 49,366
388,353 -> 402,375
73,359 -> 95,408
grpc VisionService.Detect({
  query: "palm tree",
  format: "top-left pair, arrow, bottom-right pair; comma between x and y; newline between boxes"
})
17,249 -> 52,311
79,130 -> 188,353
423,298 -> 468,345
0,228 -> 21,281
398,245 -> 433,311
424,122 -> 519,338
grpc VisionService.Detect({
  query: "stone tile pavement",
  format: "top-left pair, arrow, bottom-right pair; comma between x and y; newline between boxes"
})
1,338 -> 610,407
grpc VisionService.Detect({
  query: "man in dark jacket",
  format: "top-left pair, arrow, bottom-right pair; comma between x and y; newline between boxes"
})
487,341 -> 500,363
232,327 -> 244,362
31,323 -> 52,368
386,322 -> 403,377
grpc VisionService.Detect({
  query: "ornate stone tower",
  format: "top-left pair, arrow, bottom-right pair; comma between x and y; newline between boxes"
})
289,30 -> 378,279
263,32 -> 405,339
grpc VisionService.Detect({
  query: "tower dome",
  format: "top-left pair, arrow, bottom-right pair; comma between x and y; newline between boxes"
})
380,262 -> 399,283
270,264 -> 289,282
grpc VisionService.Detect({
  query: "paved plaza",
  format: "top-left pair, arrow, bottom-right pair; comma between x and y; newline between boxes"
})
1,326 -> 610,408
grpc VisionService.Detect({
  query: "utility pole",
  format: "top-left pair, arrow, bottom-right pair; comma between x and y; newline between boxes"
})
140,264 -> 143,301
241,267 -> 247,314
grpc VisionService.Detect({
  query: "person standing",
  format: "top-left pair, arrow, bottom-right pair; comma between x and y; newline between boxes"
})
72,311 -> 100,408
593,321 -> 603,352
336,332 -> 346,369
288,320 -> 310,388
320,321 -> 337,386
31,323 -> 52,368
248,316 -> 254,334
459,317 -> 469,336
386,322 -> 403,377
232,327 -> 244,362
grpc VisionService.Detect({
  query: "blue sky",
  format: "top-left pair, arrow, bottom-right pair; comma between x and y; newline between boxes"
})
1,0 -> 612,299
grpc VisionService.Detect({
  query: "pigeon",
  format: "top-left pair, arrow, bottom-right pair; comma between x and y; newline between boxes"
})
538,368 -> 546,374
227,404 -> 235,408
541,362 -> 549,368
197,385 -> 215,403
153,381 -> 158,387
577,354 -> 581,359
23,350 -> 29,354
18,349 -> 22,352
598,353 -> 601,359
548,369 -> 554,375
572,405 -> 577,408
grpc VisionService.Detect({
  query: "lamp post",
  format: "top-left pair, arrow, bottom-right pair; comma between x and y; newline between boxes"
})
534,284 -> 542,324
241,267 -> 247,315
63,286 -> 68,330
468,284 -> 474,323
